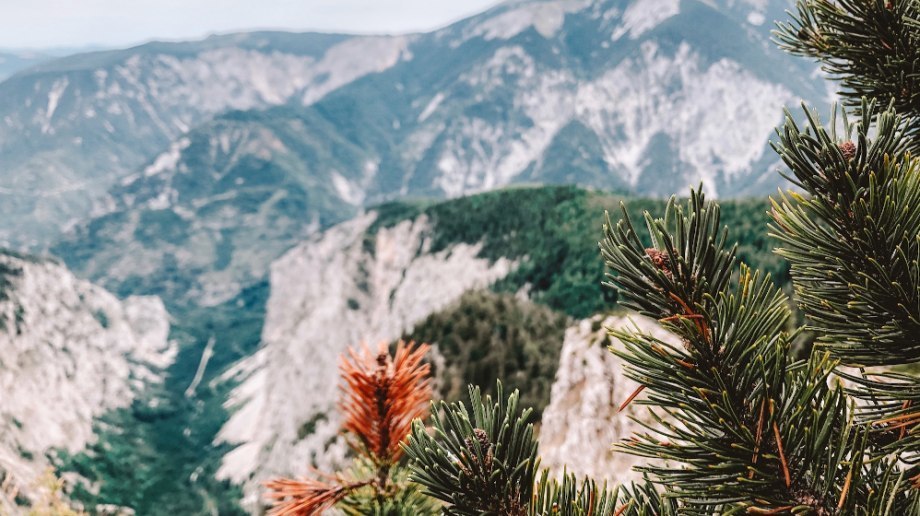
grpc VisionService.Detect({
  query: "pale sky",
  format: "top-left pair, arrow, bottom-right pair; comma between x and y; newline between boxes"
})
0,0 -> 501,50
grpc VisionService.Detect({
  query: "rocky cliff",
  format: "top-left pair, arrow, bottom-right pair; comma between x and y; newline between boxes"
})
0,252 -> 172,512
214,213 -> 514,509
540,314 -> 674,485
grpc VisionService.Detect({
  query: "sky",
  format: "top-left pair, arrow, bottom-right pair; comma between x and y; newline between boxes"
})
0,0 -> 501,50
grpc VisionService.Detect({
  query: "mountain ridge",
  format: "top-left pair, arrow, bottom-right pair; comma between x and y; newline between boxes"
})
0,30 -> 411,248
54,0 -> 823,309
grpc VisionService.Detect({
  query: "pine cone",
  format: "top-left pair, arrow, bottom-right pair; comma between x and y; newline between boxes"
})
645,248 -> 672,276
838,140 -> 857,161
464,428 -> 493,470
465,428 -> 491,454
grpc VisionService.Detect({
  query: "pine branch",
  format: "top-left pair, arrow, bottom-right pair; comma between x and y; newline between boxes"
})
403,382 -> 538,515
770,99 -> 920,507
770,100 -> 920,366
774,0 -> 920,141
403,382 -> 656,515
530,470 -> 619,516
264,341 -> 434,515
601,191 -> 867,513
264,476 -> 370,516
339,340 -> 432,466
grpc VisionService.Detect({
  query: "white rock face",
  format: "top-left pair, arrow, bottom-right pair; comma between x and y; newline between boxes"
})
429,39 -> 793,198
215,212 -> 514,510
612,0 -> 681,40
540,315 -> 674,485
0,253 -> 172,510
577,42 -> 792,192
300,36 -> 413,105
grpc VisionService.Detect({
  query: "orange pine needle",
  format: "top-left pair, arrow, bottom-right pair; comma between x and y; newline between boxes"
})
667,293 -> 711,344
772,422 -> 791,488
263,477 -> 368,516
875,410 -> 920,426
265,341 -> 432,515
650,344 -> 671,357
619,385 -> 646,413
668,292 -> 693,314
676,359 -> 696,369
339,340 -> 432,463
838,470 -> 852,510
910,471 -> 920,489
660,313 -> 705,323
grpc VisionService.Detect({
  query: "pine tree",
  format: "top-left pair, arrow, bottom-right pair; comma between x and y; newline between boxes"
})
401,1 -> 920,514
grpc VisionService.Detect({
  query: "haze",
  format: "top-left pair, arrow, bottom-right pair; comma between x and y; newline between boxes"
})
0,0 -> 499,49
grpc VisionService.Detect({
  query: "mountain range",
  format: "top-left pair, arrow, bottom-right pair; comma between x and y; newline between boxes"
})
44,0 -> 825,309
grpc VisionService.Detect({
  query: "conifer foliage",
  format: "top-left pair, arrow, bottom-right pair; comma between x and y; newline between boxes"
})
775,0 -> 920,141
402,382 -> 661,515
264,341 -> 436,515
397,1 -> 920,514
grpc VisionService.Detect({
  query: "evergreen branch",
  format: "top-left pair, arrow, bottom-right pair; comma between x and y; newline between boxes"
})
265,341 -> 435,515
530,470 -> 619,516
774,0 -> 920,141
600,190 -> 737,325
771,100 -> 920,514
404,383 -> 670,515
771,100 -> 920,365
338,457 -> 439,515
339,340 -> 432,466
602,191 -> 868,513
264,476 -> 370,515
403,382 -> 538,515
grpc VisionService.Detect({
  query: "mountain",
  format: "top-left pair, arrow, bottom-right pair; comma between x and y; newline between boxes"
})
0,251 -> 171,513
0,51 -> 54,81
54,0 -> 822,308
0,47 -> 104,81
53,108 -> 369,306
0,31 -> 411,248
45,185 -> 784,514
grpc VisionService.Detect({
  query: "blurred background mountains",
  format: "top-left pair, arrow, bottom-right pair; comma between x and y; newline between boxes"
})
0,0 -> 824,514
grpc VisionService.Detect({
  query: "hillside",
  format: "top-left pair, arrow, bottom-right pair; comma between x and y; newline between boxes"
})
0,251 -> 171,514
46,185 -> 787,513
0,51 -> 54,81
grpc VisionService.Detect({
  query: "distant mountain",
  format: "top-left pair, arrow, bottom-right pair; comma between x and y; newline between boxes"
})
0,47 -> 106,80
0,51 -> 53,81
54,0 -> 825,307
0,31 -> 411,247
